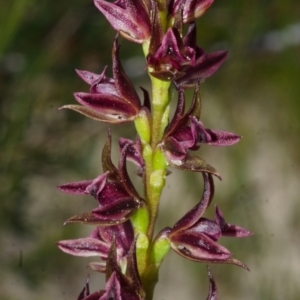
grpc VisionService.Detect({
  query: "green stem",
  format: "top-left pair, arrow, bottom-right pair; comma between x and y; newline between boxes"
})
142,78 -> 170,300
150,76 -> 171,148
146,76 -> 170,240
137,40 -> 171,300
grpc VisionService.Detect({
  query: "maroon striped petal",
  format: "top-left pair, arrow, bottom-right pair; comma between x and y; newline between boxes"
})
119,138 -> 144,169
112,39 -> 141,110
163,136 -> 187,162
85,172 -> 109,198
101,129 -> 121,182
76,69 -> 105,86
171,0 -> 214,23
57,237 -> 110,258
172,173 -> 214,232
206,266 -> 218,300
170,230 -> 231,262
215,205 -> 253,238
190,116 -> 241,146
97,182 -> 130,206
166,152 -> 221,179
74,92 -> 138,117
94,0 -> 150,43
89,262 -> 107,273
64,204 -> 134,226
177,51 -> 228,88
91,198 -> 138,224
118,143 -> 143,202
125,236 -> 145,298
100,272 -> 122,300
59,104 -> 136,124
57,180 -> 93,195
98,221 -> 134,255
187,218 -> 221,242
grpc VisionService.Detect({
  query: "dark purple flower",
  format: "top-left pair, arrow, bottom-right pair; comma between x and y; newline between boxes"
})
57,131 -> 143,226
147,23 -> 227,87
169,0 -> 214,23
167,172 -> 252,268
94,0 -> 151,43
119,137 -> 145,176
60,38 -> 142,123
57,220 -> 134,272
76,238 -> 145,300
160,86 -> 241,177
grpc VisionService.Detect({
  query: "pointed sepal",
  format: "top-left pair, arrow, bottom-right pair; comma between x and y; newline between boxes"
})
94,0 -> 150,43
206,266 -> 218,300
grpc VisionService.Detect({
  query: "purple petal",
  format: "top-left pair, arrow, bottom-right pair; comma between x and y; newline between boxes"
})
94,0 -> 150,43
76,66 -> 117,95
91,80 -> 118,95
183,0 -> 214,23
74,92 -> 138,117
118,143 -> 142,202
92,198 -> 138,223
178,51 -> 228,88
188,218 -> 221,242
57,237 -> 110,258
190,116 -> 241,146
85,172 -> 109,199
106,239 -> 120,277
151,28 -> 188,67
170,230 -> 231,262
148,28 -> 195,80
149,68 -> 185,81
183,22 -> 197,49
184,84 -> 202,120
105,241 -> 143,300
77,66 -> 117,95
171,126 -> 195,149
170,229 -> 250,269
164,86 -> 201,145
59,104 -> 136,124
164,88 -> 186,138
58,180 -> 93,195
101,129 -> 121,182
98,182 -> 130,206
163,136 -> 187,161
112,39 -> 141,110
125,236 -> 145,297
148,0 -> 164,57
166,152 -> 221,179
76,69 -> 104,86
100,272 -> 122,300
89,262 -> 107,273
206,266 -> 218,300
219,257 -> 250,270
64,209 -> 131,226
172,173 -> 214,232
99,221 -> 134,255
215,205 -> 253,238
119,137 -> 144,169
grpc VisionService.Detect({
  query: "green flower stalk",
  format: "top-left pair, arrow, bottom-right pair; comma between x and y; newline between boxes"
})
57,1 -> 252,299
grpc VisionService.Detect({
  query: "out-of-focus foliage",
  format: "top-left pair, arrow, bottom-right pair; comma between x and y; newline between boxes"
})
1,0 -> 299,299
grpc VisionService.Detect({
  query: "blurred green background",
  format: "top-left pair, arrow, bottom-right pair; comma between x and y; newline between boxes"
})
1,0 -> 300,299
